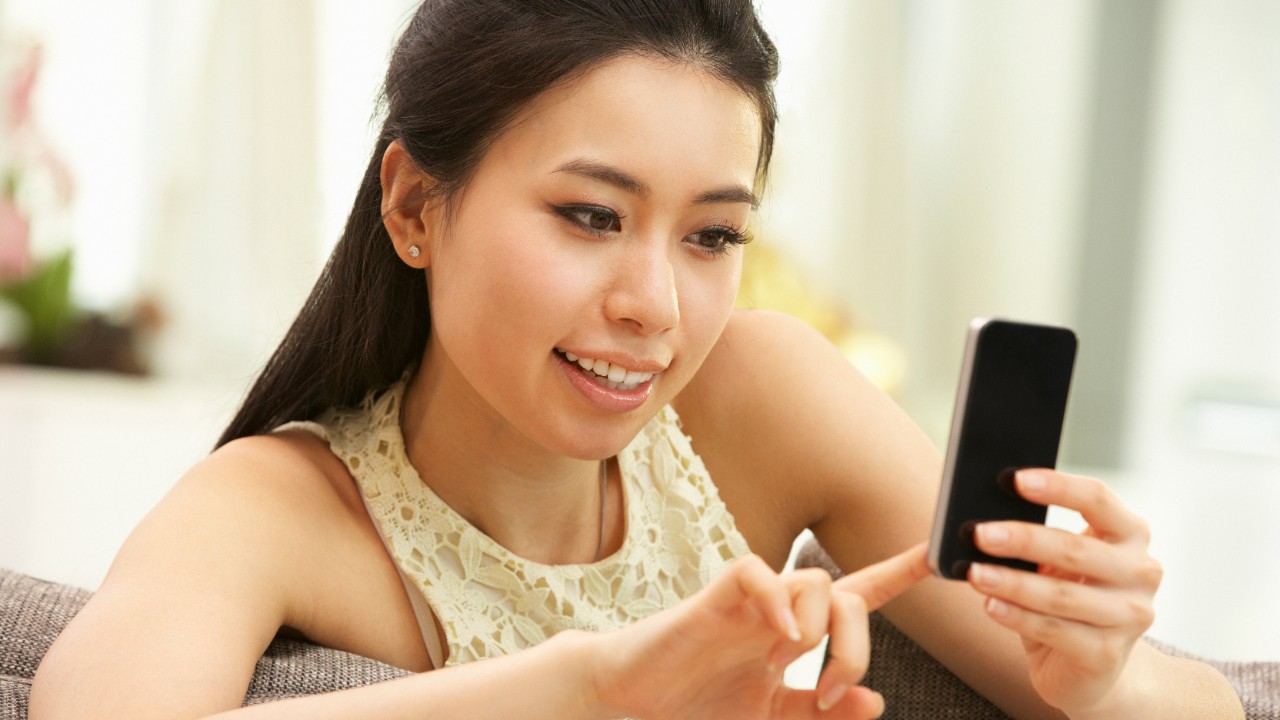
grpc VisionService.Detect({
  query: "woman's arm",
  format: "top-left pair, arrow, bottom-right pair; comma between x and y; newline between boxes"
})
213,548 -> 930,720
30,433 -> 430,718
30,426 -> 927,719
31,438 -> 324,718
679,309 -> 1242,719
205,630 -> 603,719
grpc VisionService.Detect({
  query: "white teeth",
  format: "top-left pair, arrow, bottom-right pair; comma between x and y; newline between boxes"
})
557,349 -> 657,390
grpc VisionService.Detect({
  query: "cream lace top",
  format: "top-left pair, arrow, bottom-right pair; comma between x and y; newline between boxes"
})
281,379 -> 751,669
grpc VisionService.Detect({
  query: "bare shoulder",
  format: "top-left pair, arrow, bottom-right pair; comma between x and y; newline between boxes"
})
115,430 -> 364,602
95,431 -> 353,623
673,310 -> 942,568
679,309 -> 860,408
31,431 -> 423,718
675,309 -> 904,482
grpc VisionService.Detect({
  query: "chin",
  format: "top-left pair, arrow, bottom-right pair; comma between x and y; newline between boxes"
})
543,412 -> 656,461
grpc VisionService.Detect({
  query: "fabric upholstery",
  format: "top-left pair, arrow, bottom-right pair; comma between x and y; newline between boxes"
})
244,638 -> 410,705
1,567 -> 93,720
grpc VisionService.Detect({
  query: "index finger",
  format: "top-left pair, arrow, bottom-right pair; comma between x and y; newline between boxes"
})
832,542 -> 930,611
1015,469 -> 1144,541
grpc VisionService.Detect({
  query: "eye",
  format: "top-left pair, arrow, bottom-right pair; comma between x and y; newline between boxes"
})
686,226 -> 750,256
555,205 -> 622,234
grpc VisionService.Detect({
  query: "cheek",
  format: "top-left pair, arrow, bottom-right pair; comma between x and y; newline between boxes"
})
676,257 -> 742,353
488,226 -> 598,320
429,222 -> 588,358
690,256 -> 742,318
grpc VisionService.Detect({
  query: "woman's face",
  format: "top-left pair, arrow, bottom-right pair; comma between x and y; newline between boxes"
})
423,55 -> 762,459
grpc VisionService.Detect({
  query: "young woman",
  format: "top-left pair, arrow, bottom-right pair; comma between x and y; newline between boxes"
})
32,1 -> 1242,718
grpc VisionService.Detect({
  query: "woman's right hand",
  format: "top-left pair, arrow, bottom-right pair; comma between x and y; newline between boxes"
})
590,543 -> 930,719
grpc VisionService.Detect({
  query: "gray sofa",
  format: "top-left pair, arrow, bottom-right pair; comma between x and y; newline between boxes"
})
3,542 -> 1277,718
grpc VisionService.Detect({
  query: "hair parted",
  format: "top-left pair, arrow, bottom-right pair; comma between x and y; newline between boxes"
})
216,0 -> 779,448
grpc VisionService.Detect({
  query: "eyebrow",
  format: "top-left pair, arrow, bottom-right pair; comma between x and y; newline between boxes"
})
553,158 -> 759,209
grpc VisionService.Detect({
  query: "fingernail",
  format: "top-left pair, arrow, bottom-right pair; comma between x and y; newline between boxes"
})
782,610 -> 801,642
817,683 -> 848,712
986,596 -> 1011,619
970,563 -> 1000,589
766,646 -> 794,675
977,523 -> 1009,547
1017,469 -> 1047,494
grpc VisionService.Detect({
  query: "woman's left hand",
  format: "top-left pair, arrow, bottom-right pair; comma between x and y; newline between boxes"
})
968,469 -> 1163,718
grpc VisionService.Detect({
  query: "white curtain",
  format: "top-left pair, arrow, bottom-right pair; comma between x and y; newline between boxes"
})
1126,0 -> 1280,659
141,0 -> 322,383
758,0 -> 1098,440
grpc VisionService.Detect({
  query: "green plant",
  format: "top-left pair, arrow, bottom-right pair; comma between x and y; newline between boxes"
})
0,248 -> 74,363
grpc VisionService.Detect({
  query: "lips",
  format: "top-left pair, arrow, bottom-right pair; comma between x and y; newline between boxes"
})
551,347 -> 666,414
554,349 -> 656,391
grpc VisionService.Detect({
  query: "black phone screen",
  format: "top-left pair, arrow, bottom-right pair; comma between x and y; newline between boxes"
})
928,318 -> 1078,580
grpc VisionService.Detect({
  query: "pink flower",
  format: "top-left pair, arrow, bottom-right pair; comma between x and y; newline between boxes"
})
0,190 -> 30,280
6,45 -> 40,134
5,44 -> 75,204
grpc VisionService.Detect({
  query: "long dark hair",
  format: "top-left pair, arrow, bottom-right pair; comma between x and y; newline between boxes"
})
216,0 -> 780,448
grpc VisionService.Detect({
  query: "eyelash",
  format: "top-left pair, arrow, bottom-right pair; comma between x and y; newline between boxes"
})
552,204 -> 751,257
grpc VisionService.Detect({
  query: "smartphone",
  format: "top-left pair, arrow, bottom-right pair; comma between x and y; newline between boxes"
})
927,318 -> 1078,581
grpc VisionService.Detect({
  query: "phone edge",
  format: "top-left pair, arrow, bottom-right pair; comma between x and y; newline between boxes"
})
926,316 -> 991,579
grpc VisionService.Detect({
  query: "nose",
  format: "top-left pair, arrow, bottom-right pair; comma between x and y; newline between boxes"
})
603,243 -> 680,335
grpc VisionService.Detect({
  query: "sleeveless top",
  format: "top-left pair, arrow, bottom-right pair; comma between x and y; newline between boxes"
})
279,379 -> 752,669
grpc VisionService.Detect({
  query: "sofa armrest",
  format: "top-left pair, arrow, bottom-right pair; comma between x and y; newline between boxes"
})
0,677 -> 30,720
795,538 -> 1280,720
0,567 -> 410,719
0,569 -> 91,683
7,555 -> 1277,720
245,637 -> 410,704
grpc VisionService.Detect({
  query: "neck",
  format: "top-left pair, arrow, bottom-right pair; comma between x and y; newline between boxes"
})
400,343 -> 614,564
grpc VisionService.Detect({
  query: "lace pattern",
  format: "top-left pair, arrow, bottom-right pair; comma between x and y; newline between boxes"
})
286,380 -> 751,667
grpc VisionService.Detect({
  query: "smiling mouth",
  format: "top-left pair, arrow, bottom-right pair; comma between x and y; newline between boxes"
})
554,349 -> 656,392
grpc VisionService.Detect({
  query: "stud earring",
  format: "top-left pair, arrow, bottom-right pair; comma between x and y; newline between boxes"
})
408,245 -> 421,259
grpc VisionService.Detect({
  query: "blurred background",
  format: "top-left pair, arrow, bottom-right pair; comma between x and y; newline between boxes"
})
0,0 -> 1276,664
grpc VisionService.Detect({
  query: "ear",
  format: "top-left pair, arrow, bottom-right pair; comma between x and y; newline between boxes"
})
380,140 -> 437,268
